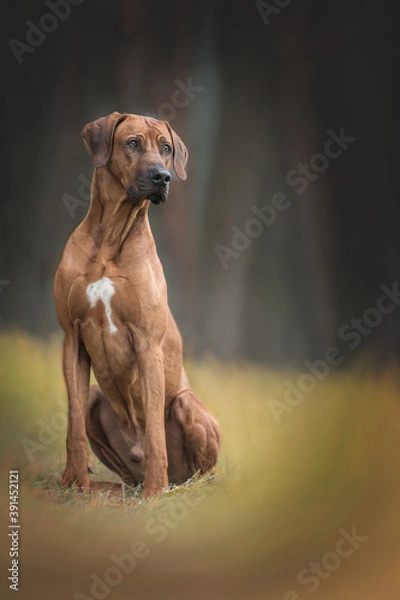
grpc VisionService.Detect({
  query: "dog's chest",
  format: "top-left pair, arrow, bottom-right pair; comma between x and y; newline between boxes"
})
66,274 -> 138,394
66,267 -> 168,408
69,273 -> 126,331
85,276 -> 119,333
67,262 -> 168,349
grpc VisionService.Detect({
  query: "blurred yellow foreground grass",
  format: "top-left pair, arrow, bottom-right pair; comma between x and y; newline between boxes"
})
1,331 -> 400,600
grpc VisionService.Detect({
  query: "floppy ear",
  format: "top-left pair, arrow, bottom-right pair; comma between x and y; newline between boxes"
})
165,122 -> 189,181
81,111 -> 126,167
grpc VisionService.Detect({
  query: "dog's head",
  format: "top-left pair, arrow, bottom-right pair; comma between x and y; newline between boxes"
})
81,112 -> 188,204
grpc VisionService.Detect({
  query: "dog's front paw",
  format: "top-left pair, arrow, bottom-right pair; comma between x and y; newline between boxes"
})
61,464 -> 91,492
142,485 -> 162,499
142,471 -> 169,498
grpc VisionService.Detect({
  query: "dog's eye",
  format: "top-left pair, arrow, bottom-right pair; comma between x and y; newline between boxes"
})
128,139 -> 139,148
163,143 -> 172,154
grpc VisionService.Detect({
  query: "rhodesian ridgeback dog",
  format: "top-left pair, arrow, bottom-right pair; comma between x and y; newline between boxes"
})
54,112 -> 220,497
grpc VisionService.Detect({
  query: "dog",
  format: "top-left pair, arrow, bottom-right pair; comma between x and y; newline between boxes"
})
54,112 -> 220,497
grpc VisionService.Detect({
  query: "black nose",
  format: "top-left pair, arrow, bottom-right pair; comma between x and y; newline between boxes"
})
149,167 -> 171,186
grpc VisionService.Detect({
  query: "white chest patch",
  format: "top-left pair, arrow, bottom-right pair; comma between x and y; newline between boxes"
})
86,277 -> 117,333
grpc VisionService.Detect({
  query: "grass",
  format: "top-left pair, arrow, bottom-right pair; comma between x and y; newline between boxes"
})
1,331 -> 400,600
30,463 -> 221,511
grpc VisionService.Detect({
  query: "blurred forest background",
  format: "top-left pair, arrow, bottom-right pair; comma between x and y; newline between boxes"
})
1,0 -> 399,366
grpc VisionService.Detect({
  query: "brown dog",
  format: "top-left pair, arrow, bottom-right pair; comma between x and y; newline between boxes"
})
54,112 -> 220,497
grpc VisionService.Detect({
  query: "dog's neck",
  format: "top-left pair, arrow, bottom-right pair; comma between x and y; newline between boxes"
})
82,167 -> 154,260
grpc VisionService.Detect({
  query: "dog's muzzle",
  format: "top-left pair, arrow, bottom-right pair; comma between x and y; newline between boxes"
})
128,167 -> 171,205
148,167 -> 171,204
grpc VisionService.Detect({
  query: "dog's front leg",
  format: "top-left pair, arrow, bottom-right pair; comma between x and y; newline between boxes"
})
61,323 -> 91,491
138,348 -> 168,497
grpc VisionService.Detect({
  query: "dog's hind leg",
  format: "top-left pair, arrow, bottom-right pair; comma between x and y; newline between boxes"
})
165,390 -> 220,485
86,385 -> 144,486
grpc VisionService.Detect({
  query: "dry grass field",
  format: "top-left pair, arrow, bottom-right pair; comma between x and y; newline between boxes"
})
1,332 -> 400,599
